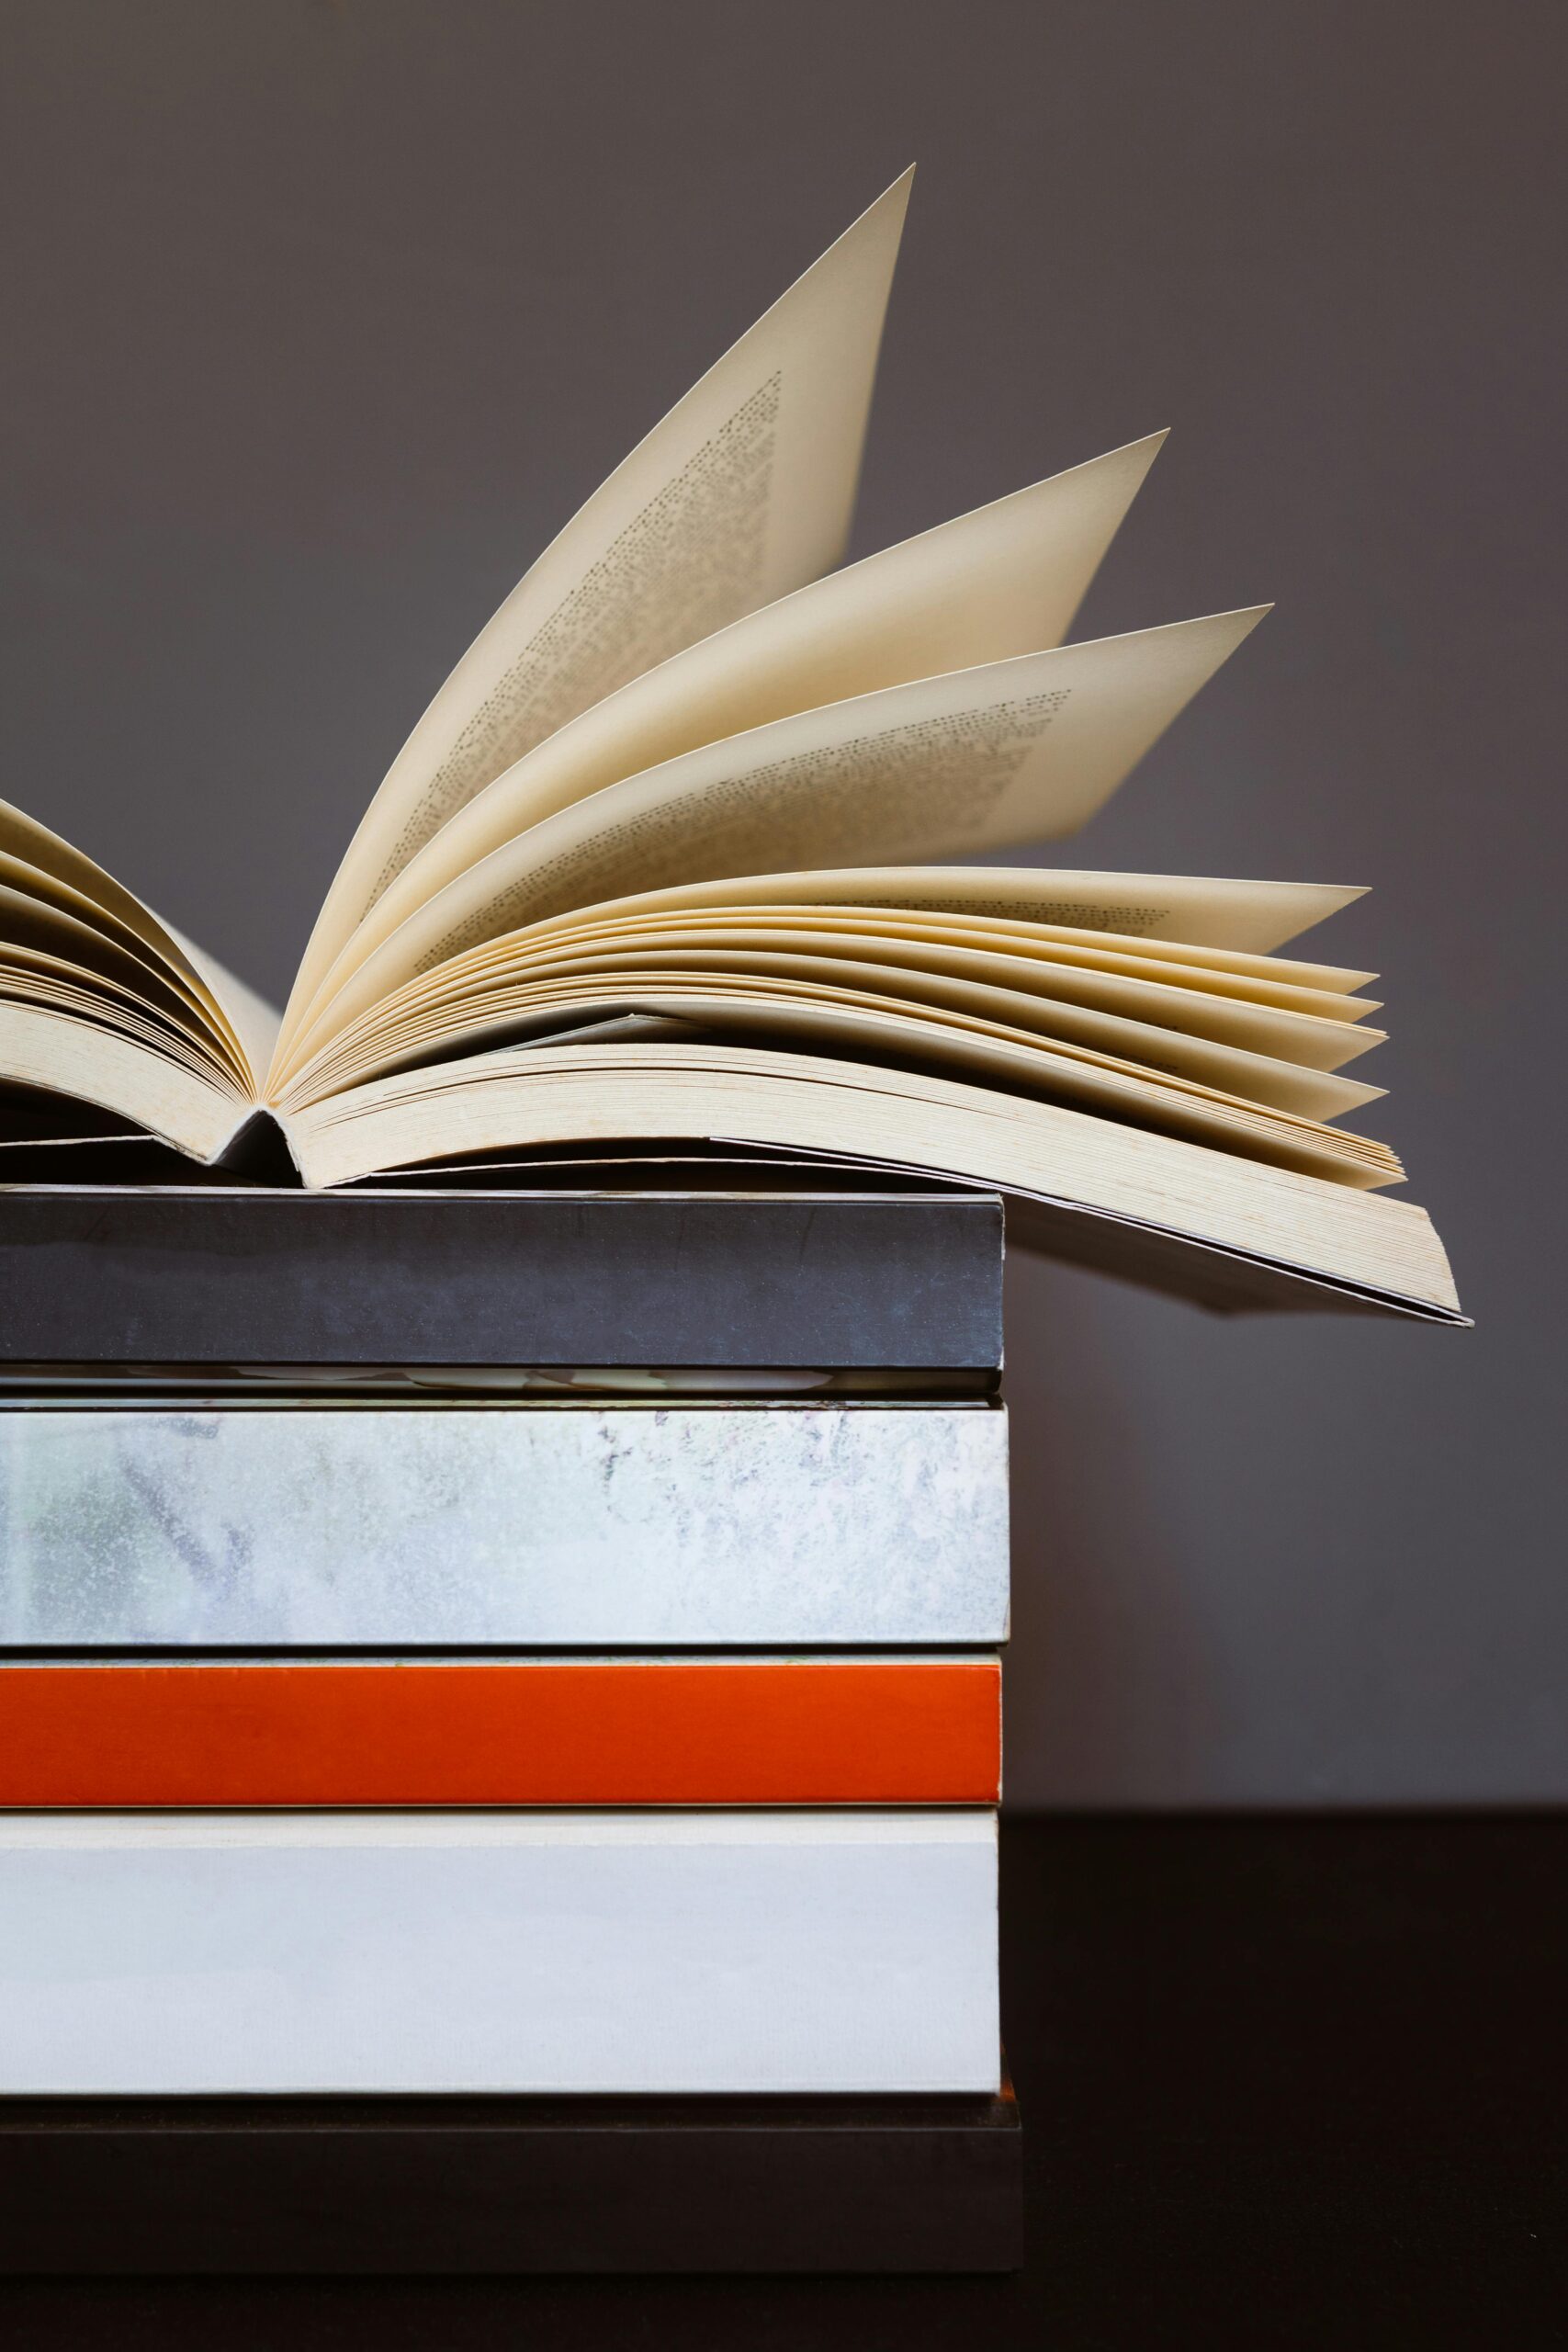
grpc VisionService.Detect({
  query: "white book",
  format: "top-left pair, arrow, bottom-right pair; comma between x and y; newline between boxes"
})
0,1402 -> 1009,1646
0,1810 -> 999,2096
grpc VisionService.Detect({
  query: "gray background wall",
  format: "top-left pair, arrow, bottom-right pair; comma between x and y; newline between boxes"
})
3,1 -> 1561,1804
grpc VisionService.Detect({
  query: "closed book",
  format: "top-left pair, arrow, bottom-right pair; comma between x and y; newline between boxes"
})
0,1810 -> 1000,2095
0,1187 -> 1002,1374
0,2080 -> 1023,2275
0,1656 -> 1001,1806
0,1401 -> 1008,1647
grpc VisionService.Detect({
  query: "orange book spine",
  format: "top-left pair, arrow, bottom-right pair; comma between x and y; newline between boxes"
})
0,1659 -> 1001,1807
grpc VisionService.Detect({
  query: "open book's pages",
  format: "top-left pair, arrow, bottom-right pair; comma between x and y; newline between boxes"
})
0,175 -> 1460,1320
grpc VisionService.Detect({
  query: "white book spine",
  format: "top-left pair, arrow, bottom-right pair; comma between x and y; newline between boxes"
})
0,1810 -> 1000,2096
0,1405 -> 1009,1645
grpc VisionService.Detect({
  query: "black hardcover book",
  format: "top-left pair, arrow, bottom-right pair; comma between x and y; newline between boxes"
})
0,2084 -> 1022,2275
0,1184 -> 1003,1377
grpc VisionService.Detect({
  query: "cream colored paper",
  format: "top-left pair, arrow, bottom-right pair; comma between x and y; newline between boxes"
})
281,998 -> 1389,1185
310,919 -> 1382,1069
280,609 -> 1267,1071
284,956 -> 1384,1128
429,906 -> 1379,1018
278,1044 -> 1457,1307
287,435 -> 1168,1043
282,171 -> 916,1035
0,800 -> 270,1086
280,1045 -> 1466,1315
160,925 -> 281,1085
0,883 -> 212,1023
279,1043 -> 1452,1310
499,867 -> 1374,968
0,1001 -> 245,1159
0,951 -> 227,1074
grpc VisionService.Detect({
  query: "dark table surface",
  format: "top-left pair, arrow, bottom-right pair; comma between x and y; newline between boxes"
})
5,1813 -> 1563,2348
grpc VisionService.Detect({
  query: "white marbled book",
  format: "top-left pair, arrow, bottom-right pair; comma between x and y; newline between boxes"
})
0,1401 -> 1009,1647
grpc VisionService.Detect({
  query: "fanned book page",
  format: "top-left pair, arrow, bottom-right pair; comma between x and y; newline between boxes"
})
0,176 -> 1461,1320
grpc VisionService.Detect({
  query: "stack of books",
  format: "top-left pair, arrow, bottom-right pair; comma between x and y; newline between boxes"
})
0,168 -> 1464,2277
0,1182 -> 1021,2274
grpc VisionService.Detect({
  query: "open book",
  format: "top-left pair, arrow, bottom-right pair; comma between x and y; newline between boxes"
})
0,174 -> 1460,1320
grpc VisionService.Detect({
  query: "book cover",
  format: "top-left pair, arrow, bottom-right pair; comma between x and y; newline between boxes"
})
0,1402 -> 1010,1647
0,1809 -> 1000,2095
0,1656 -> 1001,1807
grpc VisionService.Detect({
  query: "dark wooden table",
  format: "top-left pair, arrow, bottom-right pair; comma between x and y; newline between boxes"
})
4,1814 -> 1562,2346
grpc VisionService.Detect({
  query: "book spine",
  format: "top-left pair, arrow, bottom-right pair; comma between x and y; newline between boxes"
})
0,1191 -> 1004,1369
0,1811 -> 1000,2095
0,1404 -> 1010,1646
0,2082 -> 1024,2274
0,1657 -> 1001,1806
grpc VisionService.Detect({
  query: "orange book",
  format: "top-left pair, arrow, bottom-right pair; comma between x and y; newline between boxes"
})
0,1657 -> 1000,1807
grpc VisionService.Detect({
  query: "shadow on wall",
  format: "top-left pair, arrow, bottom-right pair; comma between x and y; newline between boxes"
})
1001,1232 -> 1561,1811
1002,1251 -> 1224,1810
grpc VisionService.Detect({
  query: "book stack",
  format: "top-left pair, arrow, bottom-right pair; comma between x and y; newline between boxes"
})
0,1182 -> 1021,2274
0,166 -> 1465,2278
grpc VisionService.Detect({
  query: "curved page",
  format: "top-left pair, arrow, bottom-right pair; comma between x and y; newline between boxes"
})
427,907 -> 1381,1016
281,609 -> 1266,1074
285,1001 -> 1395,1187
0,1001 -> 246,1160
283,172 -> 915,1034
288,435 -> 1168,1042
282,1042 -> 1460,1315
297,921 -> 1383,1080
0,800 -> 271,1089
506,866 -> 1373,966
289,969 -> 1385,1133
